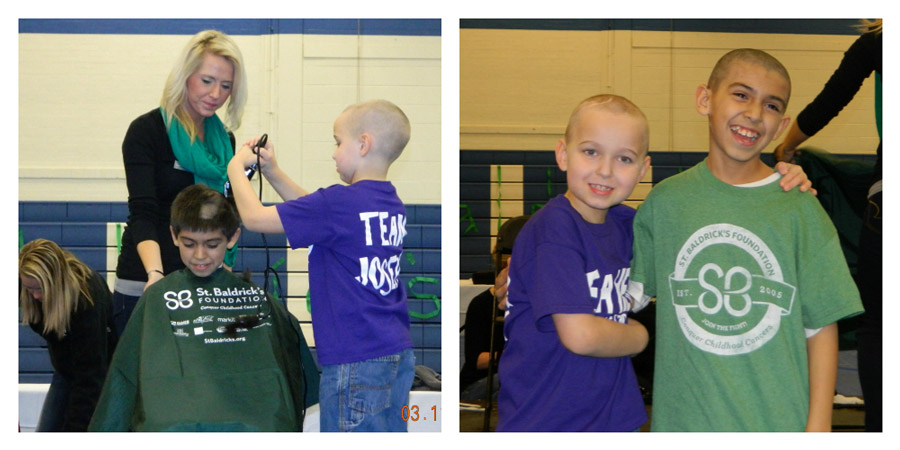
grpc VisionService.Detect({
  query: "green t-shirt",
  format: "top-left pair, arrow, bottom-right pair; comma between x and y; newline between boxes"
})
630,160 -> 863,431
89,268 -> 318,431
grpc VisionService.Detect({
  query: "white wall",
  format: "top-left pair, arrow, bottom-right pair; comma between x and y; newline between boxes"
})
19,30 -> 441,204
461,28 -> 878,156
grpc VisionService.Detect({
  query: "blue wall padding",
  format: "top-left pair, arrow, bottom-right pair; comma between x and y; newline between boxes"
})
18,201 -> 443,380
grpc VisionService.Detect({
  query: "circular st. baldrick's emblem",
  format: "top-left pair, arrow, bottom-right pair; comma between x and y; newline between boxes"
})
668,223 -> 796,356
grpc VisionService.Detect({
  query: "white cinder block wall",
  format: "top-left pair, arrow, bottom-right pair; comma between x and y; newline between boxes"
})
19,20 -> 441,205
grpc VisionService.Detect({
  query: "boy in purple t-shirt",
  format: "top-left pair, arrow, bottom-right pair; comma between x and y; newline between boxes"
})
496,94 -> 813,432
227,100 -> 414,432
497,94 -> 652,431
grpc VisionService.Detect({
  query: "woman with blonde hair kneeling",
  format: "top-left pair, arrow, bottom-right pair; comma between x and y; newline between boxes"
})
19,239 -> 117,431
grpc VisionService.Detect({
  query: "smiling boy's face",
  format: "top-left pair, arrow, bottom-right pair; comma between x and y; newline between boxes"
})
698,60 -> 791,165
556,107 -> 650,224
171,227 -> 240,277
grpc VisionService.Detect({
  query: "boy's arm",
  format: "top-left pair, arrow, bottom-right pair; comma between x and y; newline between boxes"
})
805,322 -> 838,432
552,313 -> 648,358
239,136 -> 310,201
227,144 -> 284,234
261,163 -> 310,202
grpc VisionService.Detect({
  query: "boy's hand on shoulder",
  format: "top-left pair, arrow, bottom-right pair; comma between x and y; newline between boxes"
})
775,161 -> 817,196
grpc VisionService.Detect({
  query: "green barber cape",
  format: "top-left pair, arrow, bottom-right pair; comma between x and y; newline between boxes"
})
89,268 -> 319,431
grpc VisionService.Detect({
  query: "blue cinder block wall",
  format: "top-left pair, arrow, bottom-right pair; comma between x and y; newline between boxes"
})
19,201 -> 441,383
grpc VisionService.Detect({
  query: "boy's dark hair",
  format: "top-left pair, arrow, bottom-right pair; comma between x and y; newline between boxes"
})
495,215 -> 531,255
171,184 -> 241,239
707,48 -> 792,105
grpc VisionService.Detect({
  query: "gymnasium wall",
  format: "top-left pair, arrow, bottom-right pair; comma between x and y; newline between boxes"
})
18,19 -> 443,376
459,19 -> 880,278
20,19 -> 441,204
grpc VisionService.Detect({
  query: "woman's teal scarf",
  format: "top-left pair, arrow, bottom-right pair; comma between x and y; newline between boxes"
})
161,108 -> 238,266
161,107 -> 233,193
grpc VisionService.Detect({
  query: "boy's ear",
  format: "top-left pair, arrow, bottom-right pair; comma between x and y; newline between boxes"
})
227,227 -> 242,250
359,133 -> 372,157
639,154 -> 652,180
773,116 -> 791,140
695,84 -> 712,116
170,226 -> 179,247
554,138 -> 568,172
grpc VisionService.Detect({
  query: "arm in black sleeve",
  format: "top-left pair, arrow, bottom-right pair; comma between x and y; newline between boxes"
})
122,113 -> 170,246
796,31 -> 881,137
58,275 -> 116,431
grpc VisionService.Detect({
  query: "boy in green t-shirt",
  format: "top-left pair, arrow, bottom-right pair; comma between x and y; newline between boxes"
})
89,184 -> 318,431
628,48 -> 863,431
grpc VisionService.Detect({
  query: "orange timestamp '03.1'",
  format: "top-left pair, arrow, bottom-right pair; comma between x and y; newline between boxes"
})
401,404 -> 437,422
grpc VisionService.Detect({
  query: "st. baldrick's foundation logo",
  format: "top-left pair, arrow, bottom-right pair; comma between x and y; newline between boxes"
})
669,223 -> 795,355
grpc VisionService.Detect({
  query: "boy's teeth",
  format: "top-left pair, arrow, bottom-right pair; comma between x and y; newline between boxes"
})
731,126 -> 759,140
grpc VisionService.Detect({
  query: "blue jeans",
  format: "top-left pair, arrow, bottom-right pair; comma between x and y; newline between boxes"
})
319,348 -> 415,432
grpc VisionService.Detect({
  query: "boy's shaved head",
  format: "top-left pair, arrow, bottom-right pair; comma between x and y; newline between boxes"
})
565,94 -> 650,155
342,99 -> 411,163
708,48 -> 792,105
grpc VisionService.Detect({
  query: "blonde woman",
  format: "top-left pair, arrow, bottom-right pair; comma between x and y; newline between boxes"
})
19,239 -> 117,431
114,30 -> 247,336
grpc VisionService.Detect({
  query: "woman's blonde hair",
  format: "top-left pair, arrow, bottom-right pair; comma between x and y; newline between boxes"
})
160,30 -> 247,141
857,19 -> 882,35
19,239 -> 96,339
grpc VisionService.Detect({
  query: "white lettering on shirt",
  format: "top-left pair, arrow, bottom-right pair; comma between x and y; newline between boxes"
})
355,211 -> 407,296
359,211 -> 406,247
588,267 -> 630,321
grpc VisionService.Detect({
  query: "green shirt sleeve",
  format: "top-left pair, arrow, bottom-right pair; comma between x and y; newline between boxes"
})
796,200 -> 864,329
630,196 -> 657,302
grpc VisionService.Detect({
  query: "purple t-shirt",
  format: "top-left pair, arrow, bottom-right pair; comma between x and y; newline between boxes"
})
497,195 -> 647,431
276,180 -> 412,365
